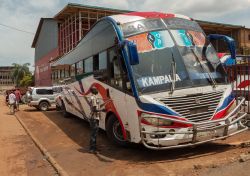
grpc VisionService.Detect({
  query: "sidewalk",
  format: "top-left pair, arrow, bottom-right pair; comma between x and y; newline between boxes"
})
0,96 -> 55,176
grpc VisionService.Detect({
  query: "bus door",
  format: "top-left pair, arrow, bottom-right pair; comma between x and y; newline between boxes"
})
96,47 -> 129,130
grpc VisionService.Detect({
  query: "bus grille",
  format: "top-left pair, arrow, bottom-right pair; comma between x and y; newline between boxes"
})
157,91 -> 224,123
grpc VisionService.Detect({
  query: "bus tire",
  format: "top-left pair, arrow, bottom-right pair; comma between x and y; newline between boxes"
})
106,114 -> 127,146
39,101 -> 49,111
61,101 -> 70,118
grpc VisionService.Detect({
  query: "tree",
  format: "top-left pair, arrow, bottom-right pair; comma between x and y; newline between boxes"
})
19,74 -> 34,87
11,63 -> 31,87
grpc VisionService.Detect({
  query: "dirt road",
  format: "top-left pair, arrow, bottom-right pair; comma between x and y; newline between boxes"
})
1,94 -> 250,176
0,96 -> 56,176
13,98 -> 250,176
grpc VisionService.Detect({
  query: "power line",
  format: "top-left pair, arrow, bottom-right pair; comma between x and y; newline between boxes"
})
0,23 -> 34,35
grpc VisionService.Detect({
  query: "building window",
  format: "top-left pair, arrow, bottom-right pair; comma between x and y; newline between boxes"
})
248,34 -> 250,41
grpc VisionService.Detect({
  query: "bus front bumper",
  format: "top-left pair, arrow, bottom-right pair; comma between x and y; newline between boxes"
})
139,98 -> 249,150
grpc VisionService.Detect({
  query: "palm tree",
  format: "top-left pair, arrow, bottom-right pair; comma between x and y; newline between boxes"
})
11,63 -> 31,87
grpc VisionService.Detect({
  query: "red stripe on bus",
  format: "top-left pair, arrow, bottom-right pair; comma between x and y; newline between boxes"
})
124,12 -> 175,19
75,83 -> 127,140
237,80 -> 250,88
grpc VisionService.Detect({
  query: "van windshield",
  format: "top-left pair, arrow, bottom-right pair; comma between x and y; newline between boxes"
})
126,29 -> 227,94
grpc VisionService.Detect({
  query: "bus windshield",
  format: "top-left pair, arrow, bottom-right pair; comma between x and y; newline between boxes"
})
126,29 -> 227,94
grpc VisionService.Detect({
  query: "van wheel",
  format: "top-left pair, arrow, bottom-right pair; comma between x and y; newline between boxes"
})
106,114 -> 127,146
39,101 -> 49,111
62,101 -> 70,118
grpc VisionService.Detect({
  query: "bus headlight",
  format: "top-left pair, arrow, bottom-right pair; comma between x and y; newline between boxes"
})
140,113 -> 173,126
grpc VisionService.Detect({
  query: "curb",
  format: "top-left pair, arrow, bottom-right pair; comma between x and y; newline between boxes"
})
15,112 -> 69,176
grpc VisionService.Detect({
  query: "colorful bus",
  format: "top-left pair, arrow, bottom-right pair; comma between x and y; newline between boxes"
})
52,12 -> 248,149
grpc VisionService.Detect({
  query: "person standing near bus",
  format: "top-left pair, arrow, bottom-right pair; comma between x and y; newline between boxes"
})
89,87 -> 100,153
8,90 -> 16,115
14,89 -> 21,111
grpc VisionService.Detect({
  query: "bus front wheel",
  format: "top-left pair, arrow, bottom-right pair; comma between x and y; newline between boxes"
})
106,114 -> 127,146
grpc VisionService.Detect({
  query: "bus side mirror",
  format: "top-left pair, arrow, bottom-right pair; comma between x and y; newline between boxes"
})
208,34 -> 236,60
127,41 -> 139,65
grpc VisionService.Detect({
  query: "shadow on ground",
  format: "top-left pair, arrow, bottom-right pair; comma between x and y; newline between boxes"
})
37,110 -> 236,164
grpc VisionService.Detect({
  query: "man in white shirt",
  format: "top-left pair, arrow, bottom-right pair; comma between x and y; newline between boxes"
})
8,90 -> 16,115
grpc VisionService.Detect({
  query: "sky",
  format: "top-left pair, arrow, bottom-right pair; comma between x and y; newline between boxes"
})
0,0 -> 250,71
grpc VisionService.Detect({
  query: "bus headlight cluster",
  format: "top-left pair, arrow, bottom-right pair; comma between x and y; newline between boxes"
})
141,113 -> 173,127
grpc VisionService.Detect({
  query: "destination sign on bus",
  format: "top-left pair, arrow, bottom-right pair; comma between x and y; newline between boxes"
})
122,19 -> 165,37
164,18 -> 202,32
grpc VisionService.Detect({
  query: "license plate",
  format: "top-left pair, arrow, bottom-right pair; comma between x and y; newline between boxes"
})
197,130 -> 215,139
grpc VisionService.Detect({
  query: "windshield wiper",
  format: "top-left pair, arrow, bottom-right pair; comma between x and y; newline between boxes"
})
169,52 -> 177,95
191,48 -> 216,88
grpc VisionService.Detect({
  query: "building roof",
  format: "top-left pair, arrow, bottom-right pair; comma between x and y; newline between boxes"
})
197,19 -> 244,31
32,3 -> 249,49
31,18 -> 54,48
54,3 -> 131,21
0,66 -> 14,71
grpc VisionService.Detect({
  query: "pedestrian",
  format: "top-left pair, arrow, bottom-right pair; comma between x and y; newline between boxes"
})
8,90 -> 16,115
89,87 -> 100,154
14,88 -> 21,111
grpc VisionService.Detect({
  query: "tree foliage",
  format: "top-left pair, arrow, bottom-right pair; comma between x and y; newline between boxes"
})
11,63 -> 32,87
19,74 -> 34,87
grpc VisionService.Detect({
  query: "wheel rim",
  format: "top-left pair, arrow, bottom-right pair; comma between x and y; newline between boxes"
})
40,103 -> 48,111
112,120 -> 125,142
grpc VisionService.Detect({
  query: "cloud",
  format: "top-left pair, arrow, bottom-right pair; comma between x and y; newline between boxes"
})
0,0 -> 250,70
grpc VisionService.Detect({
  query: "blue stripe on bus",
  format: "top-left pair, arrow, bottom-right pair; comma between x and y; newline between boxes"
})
216,93 -> 235,112
137,100 -> 179,116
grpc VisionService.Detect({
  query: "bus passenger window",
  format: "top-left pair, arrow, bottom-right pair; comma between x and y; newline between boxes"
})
84,57 -> 93,73
65,68 -> 69,78
112,56 -> 123,88
76,60 -> 84,75
109,49 -> 123,89
71,64 -> 76,77
93,55 -> 99,71
99,51 -> 107,70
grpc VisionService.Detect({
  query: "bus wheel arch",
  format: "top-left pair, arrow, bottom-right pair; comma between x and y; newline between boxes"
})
105,112 -> 127,146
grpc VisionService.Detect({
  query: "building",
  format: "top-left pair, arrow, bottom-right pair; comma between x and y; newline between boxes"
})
32,3 -> 250,86
198,20 -> 250,55
0,66 -> 14,92
32,3 -> 129,86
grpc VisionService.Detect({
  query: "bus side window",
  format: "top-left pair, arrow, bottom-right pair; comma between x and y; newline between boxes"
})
70,63 -> 76,77
108,48 -> 132,93
109,49 -> 123,89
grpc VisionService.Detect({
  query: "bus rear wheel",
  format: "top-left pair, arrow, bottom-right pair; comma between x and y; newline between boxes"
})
61,101 -> 70,118
106,114 -> 127,146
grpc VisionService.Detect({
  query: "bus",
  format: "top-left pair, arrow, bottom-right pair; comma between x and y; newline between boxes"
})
52,12 -> 248,150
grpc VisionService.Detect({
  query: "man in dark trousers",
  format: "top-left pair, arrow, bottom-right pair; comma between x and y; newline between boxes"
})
88,87 -> 111,153
89,87 -> 101,153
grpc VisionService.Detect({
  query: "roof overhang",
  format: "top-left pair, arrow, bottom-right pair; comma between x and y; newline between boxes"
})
197,20 -> 243,31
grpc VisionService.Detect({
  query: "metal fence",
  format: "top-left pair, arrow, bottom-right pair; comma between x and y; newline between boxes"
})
225,55 -> 250,113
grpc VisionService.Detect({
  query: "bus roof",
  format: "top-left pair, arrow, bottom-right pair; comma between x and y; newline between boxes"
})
110,12 -> 191,24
